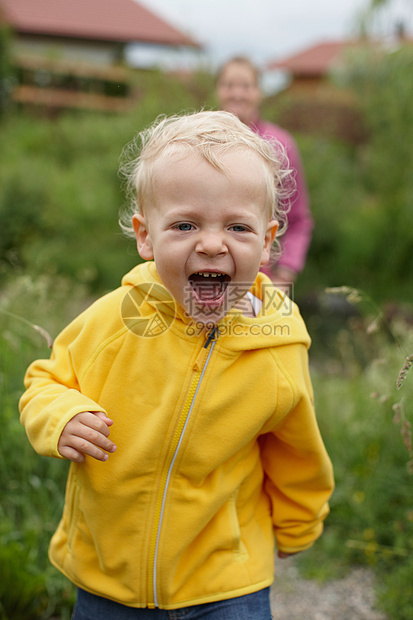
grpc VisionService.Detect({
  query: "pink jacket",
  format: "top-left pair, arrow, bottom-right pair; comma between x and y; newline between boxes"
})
252,119 -> 313,276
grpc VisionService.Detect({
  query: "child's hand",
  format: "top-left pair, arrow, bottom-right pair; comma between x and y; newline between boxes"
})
58,411 -> 116,463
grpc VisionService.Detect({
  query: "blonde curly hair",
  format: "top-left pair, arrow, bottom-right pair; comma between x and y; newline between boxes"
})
119,110 -> 294,256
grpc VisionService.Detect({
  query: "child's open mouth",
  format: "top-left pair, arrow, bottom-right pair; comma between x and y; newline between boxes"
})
188,272 -> 230,304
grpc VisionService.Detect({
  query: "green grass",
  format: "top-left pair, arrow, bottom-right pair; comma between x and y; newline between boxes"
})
296,307 -> 413,618
2,275 -> 413,618
0,275 -> 84,619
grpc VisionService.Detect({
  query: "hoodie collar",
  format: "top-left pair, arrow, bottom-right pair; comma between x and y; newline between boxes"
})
121,261 -> 310,349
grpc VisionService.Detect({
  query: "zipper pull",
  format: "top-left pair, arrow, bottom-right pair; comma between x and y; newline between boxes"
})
204,325 -> 219,349
193,326 -> 219,371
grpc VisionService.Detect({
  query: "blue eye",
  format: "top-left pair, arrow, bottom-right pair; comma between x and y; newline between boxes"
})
231,225 -> 248,232
177,223 -> 193,231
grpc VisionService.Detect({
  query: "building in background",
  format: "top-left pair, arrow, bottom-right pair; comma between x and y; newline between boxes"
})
267,40 -> 367,97
0,0 -> 201,112
264,39 -> 375,143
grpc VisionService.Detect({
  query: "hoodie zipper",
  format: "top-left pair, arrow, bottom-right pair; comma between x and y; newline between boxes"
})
147,326 -> 219,608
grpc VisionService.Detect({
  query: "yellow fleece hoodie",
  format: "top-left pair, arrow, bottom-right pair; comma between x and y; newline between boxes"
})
19,262 -> 334,610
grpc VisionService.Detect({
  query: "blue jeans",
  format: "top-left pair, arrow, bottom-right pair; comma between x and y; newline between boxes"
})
72,587 -> 272,619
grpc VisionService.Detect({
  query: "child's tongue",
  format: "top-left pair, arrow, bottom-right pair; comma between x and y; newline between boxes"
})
189,273 -> 228,301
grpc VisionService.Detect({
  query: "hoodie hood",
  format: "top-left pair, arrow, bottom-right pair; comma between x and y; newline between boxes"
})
121,261 -> 310,351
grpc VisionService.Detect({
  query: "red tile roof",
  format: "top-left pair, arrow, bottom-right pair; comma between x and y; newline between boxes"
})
268,41 -> 360,76
0,0 -> 199,47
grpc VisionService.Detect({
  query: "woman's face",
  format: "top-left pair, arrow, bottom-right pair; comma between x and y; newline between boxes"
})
216,62 -> 262,127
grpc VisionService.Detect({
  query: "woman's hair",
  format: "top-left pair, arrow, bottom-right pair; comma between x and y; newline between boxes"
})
119,110 -> 294,257
215,56 -> 261,87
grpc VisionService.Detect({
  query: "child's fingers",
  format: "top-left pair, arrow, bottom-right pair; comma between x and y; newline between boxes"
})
76,416 -> 116,453
77,411 -> 112,436
93,411 -> 114,427
58,411 -> 116,462
58,444 -> 86,463
63,434 -> 112,462
78,411 -> 114,440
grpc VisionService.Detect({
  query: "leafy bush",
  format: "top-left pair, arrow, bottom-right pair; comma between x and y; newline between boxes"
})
262,44 -> 413,306
0,22 -> 13,116
0,70 -> 215,293
340,45 -> 413,303
0,112 -> 141,290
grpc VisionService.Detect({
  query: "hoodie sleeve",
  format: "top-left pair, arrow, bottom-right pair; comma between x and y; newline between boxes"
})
259,344 -> 334,553
19,312 -> 108,460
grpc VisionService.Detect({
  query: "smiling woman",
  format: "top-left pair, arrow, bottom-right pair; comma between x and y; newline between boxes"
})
215,56 -> 313,285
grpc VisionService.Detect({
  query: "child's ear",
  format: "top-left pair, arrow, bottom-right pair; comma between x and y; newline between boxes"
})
260,219 -> 279,266
132,214 -> 154,260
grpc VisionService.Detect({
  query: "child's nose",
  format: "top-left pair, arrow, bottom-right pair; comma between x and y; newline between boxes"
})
196,231 -> 228,257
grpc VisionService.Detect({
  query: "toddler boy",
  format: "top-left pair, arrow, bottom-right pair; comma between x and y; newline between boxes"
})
20,111 -> 333,619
